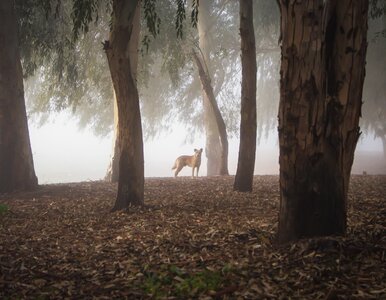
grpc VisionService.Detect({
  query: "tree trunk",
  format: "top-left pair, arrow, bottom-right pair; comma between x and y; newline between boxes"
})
0,0 -> 38,193
277,0 -> 368,243
104,0 -> 144,210
105,1 -> 140,183
197,0 -> 223,176
381,135 -> 386,161
104,90 -> 119,182
192,50 -> 229,176
234,0 -> 257,192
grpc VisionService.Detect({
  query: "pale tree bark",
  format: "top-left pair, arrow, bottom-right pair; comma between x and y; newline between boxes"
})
381,136 -> 386,161
197,0 -> 223,176
105,1 -> 140,183
234,0 -> 257,192
382,136 -> 386,161
192,50 -> 229,175
103,0 -> 144,209
277,0 -> 368,243
0,0 -> 38,193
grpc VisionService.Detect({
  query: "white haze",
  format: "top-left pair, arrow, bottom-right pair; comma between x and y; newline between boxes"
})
29,112 -> 385,184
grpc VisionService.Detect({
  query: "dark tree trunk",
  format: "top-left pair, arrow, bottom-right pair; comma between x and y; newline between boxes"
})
277,0 -> 369,243
192,51 -> 229,176
197,0 -> 223,176
234,0 -> 257,192
105,3 -> 140,183
104,0 -> 144,210
0,0 -> 38,193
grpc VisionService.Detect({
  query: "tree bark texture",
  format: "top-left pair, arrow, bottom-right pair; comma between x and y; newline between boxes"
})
104,0 -> 144,209
0,0 -> 38,193
234,0 -> 257,192
192,51 -> 229,176
105,2 -> 140,183
277,0 -> 368,243
197,1 -> 223,176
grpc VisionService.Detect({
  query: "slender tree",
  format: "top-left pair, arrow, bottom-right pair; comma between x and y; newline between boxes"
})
0,0 -> 38,193
105,2 -> 141,182
197,0 -> 226,176
192,50 -> 229,175
234,0 -> 257,192
103,0 -> 144,209
277,0 -> 369,243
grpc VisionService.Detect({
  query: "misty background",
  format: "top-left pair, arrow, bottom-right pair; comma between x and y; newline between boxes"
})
28,115 -> 385,184
24,1 -> 386,184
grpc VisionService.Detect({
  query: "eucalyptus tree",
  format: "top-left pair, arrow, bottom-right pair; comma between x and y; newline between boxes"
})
104,2 -> 140,183
277,0 -> 369,243
0,0 -> 38,192
233,0 -> 256,192
194,0 -> 229,176
70,0 -> 199,210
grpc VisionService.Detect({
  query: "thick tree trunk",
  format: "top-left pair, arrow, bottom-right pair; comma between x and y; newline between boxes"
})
192,51 -> 229,176
277,0 -> 368,243
0,0 -> 38,193
197,1 -> 223,176
105,2 -> 140,183
104,0 -> 144,210
234,0 -> 257,192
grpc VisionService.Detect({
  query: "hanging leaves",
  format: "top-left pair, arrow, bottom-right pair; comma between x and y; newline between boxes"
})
175,0 -> 186,38
71,0 -> 100,41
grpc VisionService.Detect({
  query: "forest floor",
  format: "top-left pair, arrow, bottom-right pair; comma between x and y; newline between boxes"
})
0,175 -> 385,299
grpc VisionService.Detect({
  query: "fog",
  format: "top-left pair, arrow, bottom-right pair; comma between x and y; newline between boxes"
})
29,112 -> 385,184
23,1 -> 385,184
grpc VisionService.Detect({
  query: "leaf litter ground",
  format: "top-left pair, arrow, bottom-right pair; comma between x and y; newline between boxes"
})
0,175 -> 385,299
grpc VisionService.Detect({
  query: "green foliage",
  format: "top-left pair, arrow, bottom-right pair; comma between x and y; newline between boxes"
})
191,0 -> 199,27
23,1 -> 114,136
0,204 -> 9,215
21,0 -> 282,144
71,0 -> 103,41
370,0 -> 386,19
142,264 -> 232,298
142,0 -> 161,52
175,0 -> 186,38
16,0 -> 74,78
369,0 -> 386,38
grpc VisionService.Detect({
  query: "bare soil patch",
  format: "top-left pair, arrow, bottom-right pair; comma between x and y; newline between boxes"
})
0,175 -> 385,299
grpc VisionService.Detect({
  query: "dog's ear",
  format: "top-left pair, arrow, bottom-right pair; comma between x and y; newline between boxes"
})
200,148 -> 203,153
194,148 -> 198,152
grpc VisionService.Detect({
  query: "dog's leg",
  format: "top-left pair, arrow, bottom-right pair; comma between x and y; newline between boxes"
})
175,164 -> 183,177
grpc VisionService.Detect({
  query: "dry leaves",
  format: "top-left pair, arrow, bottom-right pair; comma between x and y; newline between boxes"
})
0,175 -> 385,299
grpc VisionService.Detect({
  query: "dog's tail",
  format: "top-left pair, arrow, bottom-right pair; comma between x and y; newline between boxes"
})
171,161 -> 177,170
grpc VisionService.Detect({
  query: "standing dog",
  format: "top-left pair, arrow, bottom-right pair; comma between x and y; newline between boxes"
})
172,148 -> 203,178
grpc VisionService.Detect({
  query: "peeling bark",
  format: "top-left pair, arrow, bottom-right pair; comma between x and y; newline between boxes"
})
234,0 -> 257,192
277,0 -> 369,243
0,0 -> 38,193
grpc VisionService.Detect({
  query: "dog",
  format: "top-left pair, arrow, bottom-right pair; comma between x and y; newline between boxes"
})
172,148 -> 203,178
